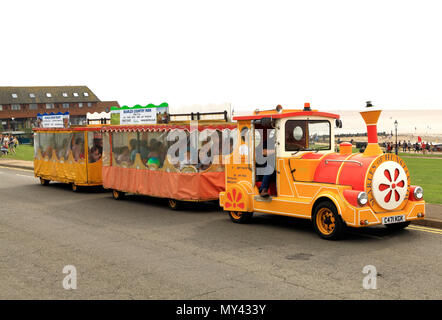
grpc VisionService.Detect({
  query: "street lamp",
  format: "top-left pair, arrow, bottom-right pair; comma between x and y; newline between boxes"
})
394,120 -> 398,155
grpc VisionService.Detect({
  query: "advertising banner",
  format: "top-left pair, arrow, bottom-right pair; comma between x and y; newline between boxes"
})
37,112 -> 70,128
110,103 -> 169,125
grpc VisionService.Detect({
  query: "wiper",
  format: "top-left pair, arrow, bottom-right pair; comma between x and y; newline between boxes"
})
291,148 -> 309,156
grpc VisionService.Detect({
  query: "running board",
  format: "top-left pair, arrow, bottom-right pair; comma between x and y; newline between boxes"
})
254,195 -> 273,202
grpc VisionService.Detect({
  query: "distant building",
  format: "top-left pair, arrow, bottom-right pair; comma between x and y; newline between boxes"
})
0,86 -> 119,130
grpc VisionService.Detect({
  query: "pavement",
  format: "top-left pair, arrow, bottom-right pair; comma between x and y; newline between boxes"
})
0,166 -> 441,299
0,159 -> 34,171
1,159 -> 441,229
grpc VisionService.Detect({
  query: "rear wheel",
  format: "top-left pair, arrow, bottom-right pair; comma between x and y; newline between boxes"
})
40,178 -> 50,186
385,221 -> 411,231
312,201 -> 346,240
229,211 -> 253,224
71,183 -> 80,192
168,199 -> 181,210
112,189 -> 125,200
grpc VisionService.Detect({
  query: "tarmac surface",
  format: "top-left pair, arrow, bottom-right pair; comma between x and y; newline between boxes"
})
0,166 -> 441,299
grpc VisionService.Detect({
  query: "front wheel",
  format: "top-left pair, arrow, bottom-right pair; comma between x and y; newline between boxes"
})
385,221 -> 411,231
229,211 -> 253,224
40,178 -> 50,186
312,202 -> 346,240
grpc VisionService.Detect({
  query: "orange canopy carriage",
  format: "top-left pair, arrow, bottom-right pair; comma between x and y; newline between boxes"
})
100,122 -> 237,205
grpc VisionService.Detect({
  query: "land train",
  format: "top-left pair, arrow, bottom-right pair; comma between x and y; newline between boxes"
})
33,104 -> 425,239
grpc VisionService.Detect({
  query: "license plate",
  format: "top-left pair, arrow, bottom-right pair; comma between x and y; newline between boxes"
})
382,215 -> 406,225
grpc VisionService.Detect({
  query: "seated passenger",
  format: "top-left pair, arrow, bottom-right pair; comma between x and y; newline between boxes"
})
129,139 -> 139,162
146,147 -> 161,168
139,140 -> 150,164
72,138 -> 84,161
89,146 -> 102,163
117,146 -> 130,164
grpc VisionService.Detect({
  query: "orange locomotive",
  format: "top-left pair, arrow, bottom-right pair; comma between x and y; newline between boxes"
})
219,103 -> 425,239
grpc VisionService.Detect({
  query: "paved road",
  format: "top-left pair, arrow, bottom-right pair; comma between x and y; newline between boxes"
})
0,166 -> 441,299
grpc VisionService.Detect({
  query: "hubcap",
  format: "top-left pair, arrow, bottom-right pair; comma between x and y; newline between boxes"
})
316,208 -> 336,235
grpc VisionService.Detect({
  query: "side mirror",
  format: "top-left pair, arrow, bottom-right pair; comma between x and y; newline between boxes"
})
335,119 -> 343,128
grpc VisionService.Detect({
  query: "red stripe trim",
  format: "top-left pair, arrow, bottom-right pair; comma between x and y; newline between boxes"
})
233,111 -> 340,121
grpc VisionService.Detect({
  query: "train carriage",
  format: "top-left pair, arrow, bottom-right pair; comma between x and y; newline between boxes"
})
101,121 -> 237,209
33,126 -> 104,191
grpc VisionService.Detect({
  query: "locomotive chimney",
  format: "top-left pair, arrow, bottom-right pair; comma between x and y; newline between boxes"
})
360,101 -> 383,156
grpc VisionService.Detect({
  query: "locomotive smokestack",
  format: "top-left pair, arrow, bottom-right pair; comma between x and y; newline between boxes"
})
360,101 -> 383,156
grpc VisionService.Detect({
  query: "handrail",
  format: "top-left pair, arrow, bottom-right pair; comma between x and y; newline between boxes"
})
325,159 -> 362,166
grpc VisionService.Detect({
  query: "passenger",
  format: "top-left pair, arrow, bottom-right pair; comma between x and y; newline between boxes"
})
258,130 -> 276,198
129,138 -> 139,162
139,140 -> 150,164
89,146 -> 102,163
146,146 -> 161,167
57,139 -> 68,159
72,138 -> 84,161
154,141 -> 166,166
117,146 -> 130,164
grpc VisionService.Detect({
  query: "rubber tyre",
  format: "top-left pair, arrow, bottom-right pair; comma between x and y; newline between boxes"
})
229,211 -> 253,224
168,199 -> 181,210
312,201 -> 346,240
71,183 -> 80,192
40,178 -> 50,186
385,221 -> 411,231
112,189 -> 125,200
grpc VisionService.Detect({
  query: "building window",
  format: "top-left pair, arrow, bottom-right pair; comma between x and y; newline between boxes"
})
87,102 -> 92,107
29,93 -> 36,98
62,93 -> 68,97
63,103 -> 70,108
11,93 -> 18,98
0,105 -> 3,111
46,93 -> 52,98
78,103 -> 83,108
29,104 -> 38,110
11,104 -> 21,110
84,92 -> 89,97
73,92 -> 79,97
46,103 -> 55,109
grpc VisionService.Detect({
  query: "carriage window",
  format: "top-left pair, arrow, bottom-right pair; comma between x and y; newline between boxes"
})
71,133 -> 85,162
141,131 -> 167,170
88,132 -> 103,163
55,133 -> 71,160
308,121 -> 331,150
112,132 -> 136,167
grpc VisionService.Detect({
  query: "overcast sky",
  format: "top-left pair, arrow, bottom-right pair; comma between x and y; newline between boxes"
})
2,0 -> 442,113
